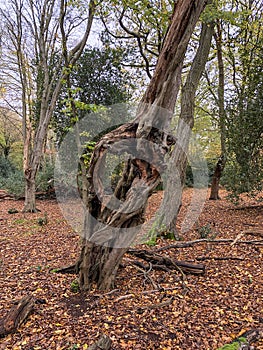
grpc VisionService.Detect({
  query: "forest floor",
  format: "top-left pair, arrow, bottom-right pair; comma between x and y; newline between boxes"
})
0,188 -> 263,350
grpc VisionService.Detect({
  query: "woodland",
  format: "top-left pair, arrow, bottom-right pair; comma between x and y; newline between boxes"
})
0,0 -> 262,349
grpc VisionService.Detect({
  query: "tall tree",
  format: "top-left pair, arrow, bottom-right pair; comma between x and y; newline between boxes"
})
155,16 -> 215,236
74,0 -> 208,291
209,19 -> 227,200
0,0 -> 96,212
224,0 -> 263,196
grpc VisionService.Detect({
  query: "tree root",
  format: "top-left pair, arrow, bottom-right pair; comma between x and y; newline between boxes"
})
51,264 -> 77,274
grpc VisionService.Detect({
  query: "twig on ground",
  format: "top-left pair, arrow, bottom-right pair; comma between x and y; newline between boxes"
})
196,256 -> 244,261
132,262 -> 159,289
137,296 -> 174,313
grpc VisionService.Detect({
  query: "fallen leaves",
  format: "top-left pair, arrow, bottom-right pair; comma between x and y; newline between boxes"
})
0,190 -> 263,349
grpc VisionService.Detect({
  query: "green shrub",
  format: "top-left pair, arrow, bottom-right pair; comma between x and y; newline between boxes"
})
36,161 -> 54,192
0,158 -> 55,197
0,169 -> 24,197
70,279 -> 80,293
0,156 -> 16,177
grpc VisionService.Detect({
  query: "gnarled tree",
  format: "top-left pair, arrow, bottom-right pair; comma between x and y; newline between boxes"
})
76,0 -> 209,291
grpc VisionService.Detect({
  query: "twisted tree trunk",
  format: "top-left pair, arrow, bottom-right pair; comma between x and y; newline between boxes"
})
77,0 -> 208,291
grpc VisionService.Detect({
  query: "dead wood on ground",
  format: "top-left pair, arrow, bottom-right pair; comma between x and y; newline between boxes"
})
128,249 -> 205,275
0,295 -> 35,338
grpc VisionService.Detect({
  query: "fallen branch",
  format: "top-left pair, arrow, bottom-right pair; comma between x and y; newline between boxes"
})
196,256 -> 244,261
243,229 -> 263,238
128,249 -> 205,275
88,334 -> 112,350
132,262 -> 159,289
231,233 -> 244,246
0,295 -> 35,338
114,294 -> 136,302
154,239 -> 263,252
114,287 -> 180,303
137,297 -> 174,313
0,190 -> 14,200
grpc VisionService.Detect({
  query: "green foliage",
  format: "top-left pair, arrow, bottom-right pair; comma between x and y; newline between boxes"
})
81,141 -> 96,168
224,24 -> 263,197
0,108 -> 23,164
201,3 -> 248,26
0,158 -> 55,197
36,161 -> 54,192
67,345 -> 79,350
146,215 -> 179,246
217,337 -> 248,350
0,169 -> 24,198
37,213 -> 48,226
0,156 -> 15,177
54,46 -> 134,143
70,279 -> 80,293
197,223 -> 212,239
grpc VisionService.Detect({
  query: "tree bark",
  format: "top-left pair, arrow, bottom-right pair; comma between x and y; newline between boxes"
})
0,295 -> 35,338
24,173 -> 38,212
78,0 -> 208,291
209,154 -> 226,200
209,20 -> 227,200
154,20 -> 214,236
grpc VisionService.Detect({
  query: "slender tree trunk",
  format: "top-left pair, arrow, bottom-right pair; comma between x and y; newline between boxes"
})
209,155 -> 226,200
19,0 -> 96,212
24,174 -> 37,212
154,20 -> 214,237
78,0 -> 208,291
209,20 -> 227,200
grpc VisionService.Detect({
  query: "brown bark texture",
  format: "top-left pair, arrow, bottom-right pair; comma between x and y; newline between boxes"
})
209,155 -> 226,200
155,20 -> 214,236
0,295 -> 35,338
209,20 -> 227,200
78,0 -> 208,291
